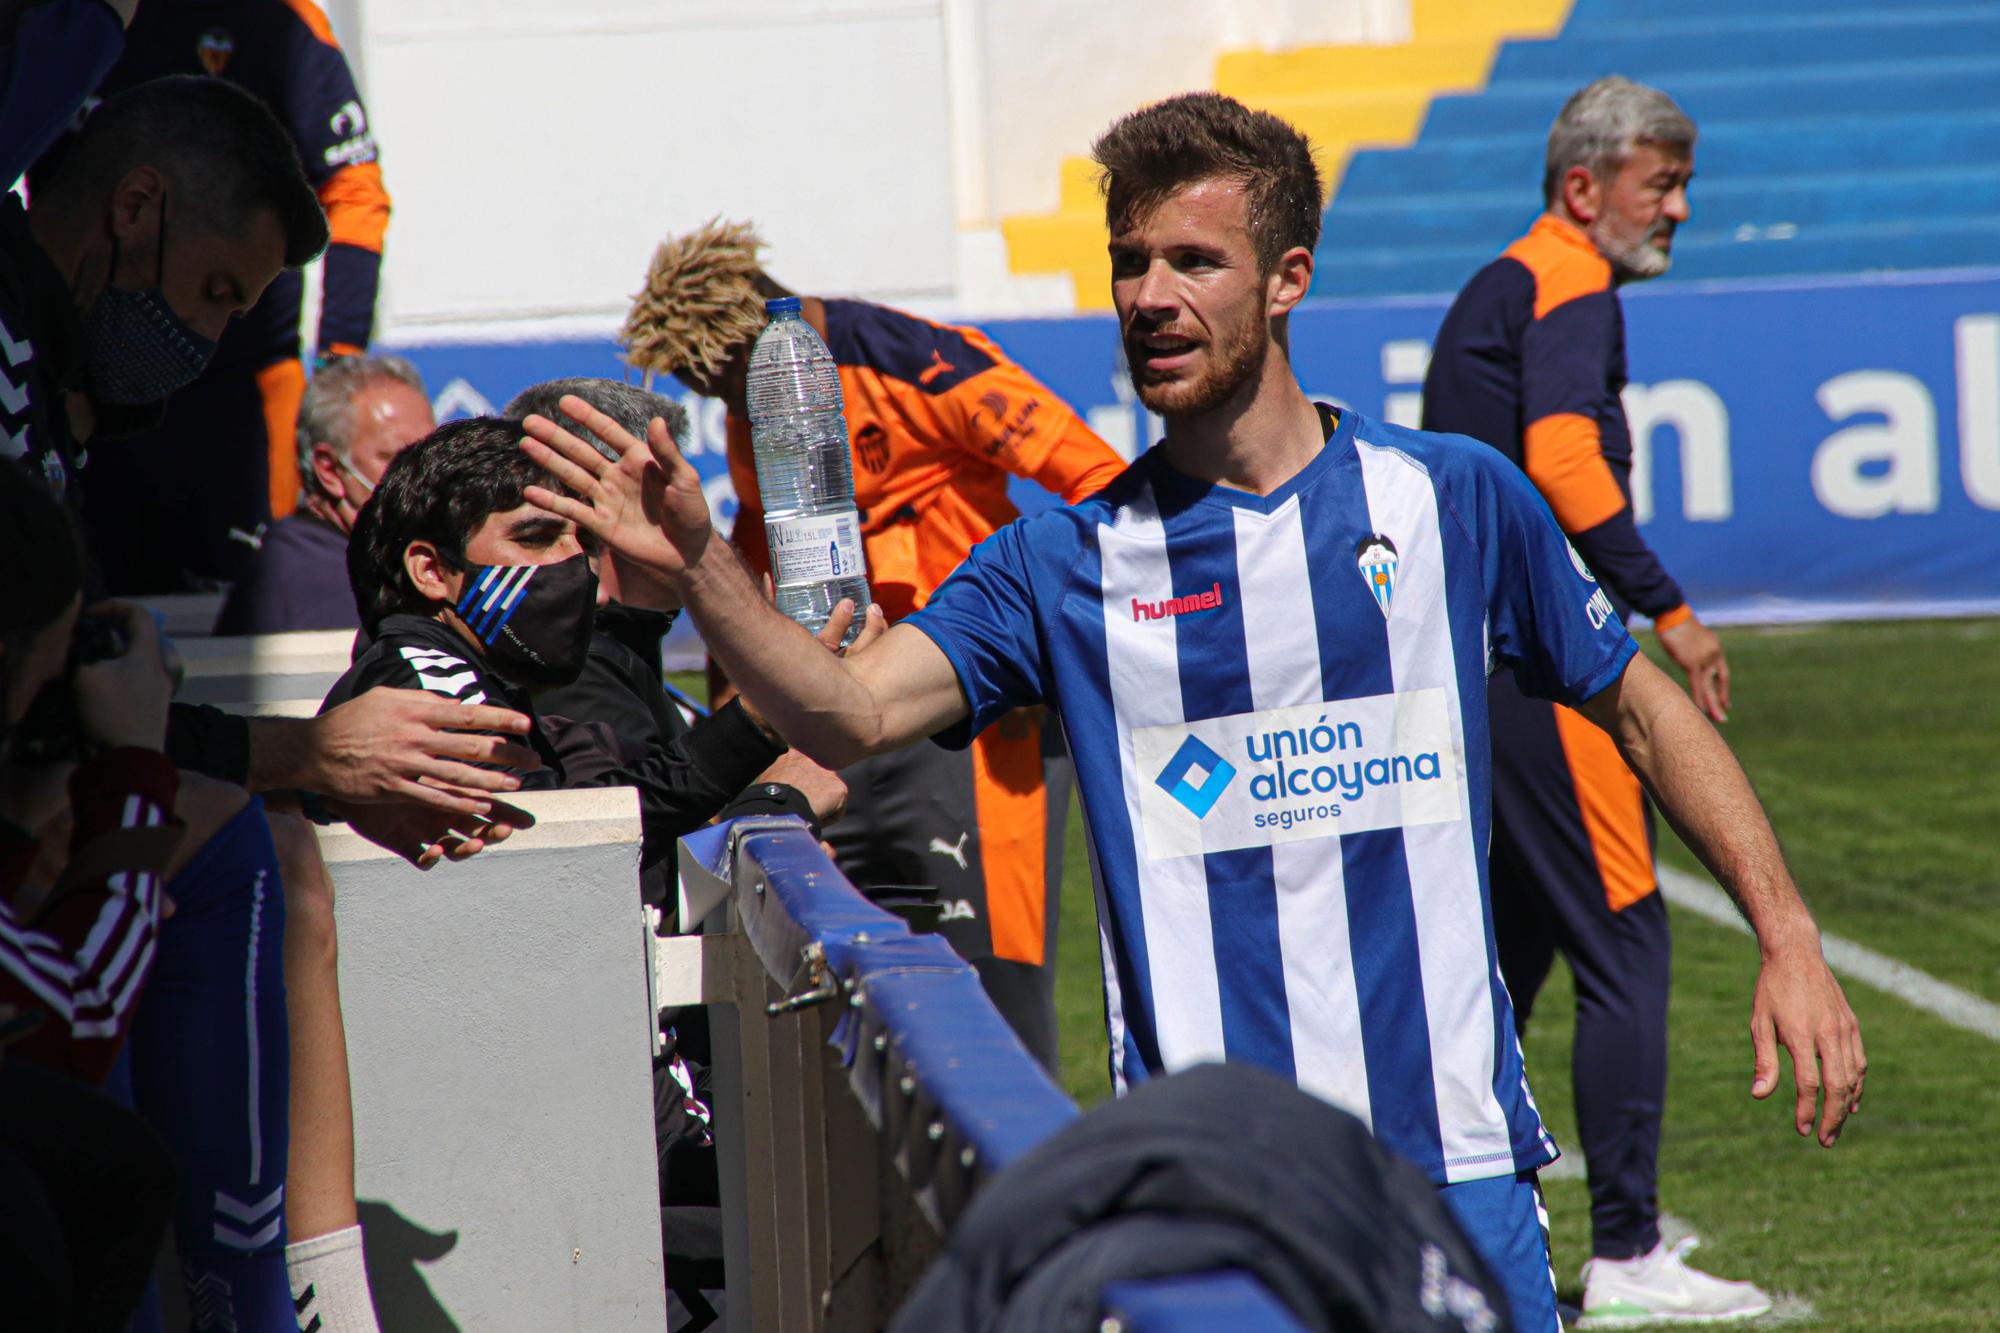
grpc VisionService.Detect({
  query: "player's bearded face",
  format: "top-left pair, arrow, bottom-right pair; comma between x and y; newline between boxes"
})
1111,179 -> 1272,418
1588,143 -> 1693,283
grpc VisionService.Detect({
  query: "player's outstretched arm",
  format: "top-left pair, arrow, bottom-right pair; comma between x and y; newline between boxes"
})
1578,652 -> 1865,1147
517,398 -> 970,766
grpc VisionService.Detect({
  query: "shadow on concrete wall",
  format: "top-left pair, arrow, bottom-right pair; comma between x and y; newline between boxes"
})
359,1199 -> 461,1330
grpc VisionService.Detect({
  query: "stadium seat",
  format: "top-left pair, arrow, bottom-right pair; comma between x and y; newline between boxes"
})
1316,0 -> 2000,295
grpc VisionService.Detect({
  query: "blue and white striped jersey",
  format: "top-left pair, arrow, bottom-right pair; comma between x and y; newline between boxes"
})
907,407 -> 1638,1183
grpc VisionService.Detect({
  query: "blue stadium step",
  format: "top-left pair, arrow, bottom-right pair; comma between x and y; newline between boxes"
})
1565,0 -> 1997,23
1422,57 -> 2000,137
1491,11 -> 2000,83
1336,111 -> 2000,203
1312,215 -> 2000,299
1321,166 -> 2000,253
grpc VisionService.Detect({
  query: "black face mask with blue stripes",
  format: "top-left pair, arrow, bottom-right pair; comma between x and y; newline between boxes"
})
451,552 -> 598,691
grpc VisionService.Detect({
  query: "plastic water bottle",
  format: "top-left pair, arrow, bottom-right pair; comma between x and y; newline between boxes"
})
744,297 -> 871,645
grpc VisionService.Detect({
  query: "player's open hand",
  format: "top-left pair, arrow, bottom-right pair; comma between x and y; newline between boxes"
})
307,688 -> 541,813
1750,941 -> 1866,1146
334,794 -> 536,870
519,396 -> 715,582
1658,615 -> 1730,723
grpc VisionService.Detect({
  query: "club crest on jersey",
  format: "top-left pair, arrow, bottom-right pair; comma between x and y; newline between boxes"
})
196,28 -> 235,76
1356,534 -> 1398,619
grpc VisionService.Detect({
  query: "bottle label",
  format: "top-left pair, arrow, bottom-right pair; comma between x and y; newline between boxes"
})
767,509 -> 865,585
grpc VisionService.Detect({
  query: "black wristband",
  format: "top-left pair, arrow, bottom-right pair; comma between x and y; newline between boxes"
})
718,782 -> 820,840
296,790 -> 338,826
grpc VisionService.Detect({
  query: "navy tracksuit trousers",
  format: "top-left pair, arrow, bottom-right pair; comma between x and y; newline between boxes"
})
1489,668 -> 1671,1262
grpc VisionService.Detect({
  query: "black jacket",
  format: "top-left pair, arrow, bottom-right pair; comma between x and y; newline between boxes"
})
893,1062 -> 1513,1333
0,191 -> 251,783
324,613 -> 802,903
537,605 -> 690,755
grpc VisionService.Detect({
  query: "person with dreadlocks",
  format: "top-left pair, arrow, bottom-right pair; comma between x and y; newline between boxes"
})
624,220 -> 1125,1070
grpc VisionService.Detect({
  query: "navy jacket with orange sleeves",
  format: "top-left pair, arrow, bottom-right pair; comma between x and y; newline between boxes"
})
75,0 -> 390,369
1422,215 -> 1690,628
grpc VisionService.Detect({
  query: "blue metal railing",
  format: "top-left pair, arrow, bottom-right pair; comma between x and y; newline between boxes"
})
678,816 -> 1305,1327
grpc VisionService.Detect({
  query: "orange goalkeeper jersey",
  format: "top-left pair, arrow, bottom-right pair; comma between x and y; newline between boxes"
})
727,300 -> 1126,620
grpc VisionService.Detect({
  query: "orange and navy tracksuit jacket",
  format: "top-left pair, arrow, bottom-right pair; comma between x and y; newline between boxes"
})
1421,215 -> 1687,629
81,0 -> 390,511
1422,214 -> 1676,911
728,300 -> 1127,967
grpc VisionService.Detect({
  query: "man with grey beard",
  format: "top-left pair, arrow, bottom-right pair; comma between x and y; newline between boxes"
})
1422,76 -> 1763,1325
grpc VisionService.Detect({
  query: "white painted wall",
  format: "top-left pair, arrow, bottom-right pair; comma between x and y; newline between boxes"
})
968,0 -> 1403,221
320,788 -> 666,1330
350,0 -> 1402,335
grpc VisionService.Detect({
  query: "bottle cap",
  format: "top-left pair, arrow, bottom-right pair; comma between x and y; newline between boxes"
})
765,296 -> 803,315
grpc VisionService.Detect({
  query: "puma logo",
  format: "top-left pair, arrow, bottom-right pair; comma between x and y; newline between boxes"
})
928,832 -> 970,871
917,349 -> 955,386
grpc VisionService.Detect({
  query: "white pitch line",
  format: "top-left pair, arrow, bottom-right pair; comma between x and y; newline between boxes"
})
1658,866 -> 2000,1042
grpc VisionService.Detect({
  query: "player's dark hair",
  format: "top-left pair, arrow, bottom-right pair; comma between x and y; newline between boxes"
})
348,418 -> 567,631
1091,91 -> 1323,273
39,75 -> 329,268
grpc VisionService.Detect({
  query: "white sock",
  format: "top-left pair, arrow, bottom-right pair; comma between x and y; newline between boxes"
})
287,1224 -> 381,1333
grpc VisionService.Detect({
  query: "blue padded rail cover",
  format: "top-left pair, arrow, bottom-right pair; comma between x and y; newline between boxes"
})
693,818 -> 1079,1175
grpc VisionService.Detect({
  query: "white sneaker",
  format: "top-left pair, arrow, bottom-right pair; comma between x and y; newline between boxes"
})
1577,1239 -> 1773,1326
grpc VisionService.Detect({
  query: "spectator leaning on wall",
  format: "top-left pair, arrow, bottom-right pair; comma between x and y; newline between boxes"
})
325,415 -> 854,891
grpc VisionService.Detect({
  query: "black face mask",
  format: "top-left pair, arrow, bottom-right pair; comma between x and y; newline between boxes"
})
450,552 -> 597,691
80,193 -> 219,407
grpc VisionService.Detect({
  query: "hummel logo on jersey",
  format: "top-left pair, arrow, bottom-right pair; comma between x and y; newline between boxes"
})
1356,534 -> 1398,618
1132,581 -> 1223,621
397,645 -> 487,705
1154,735 -> 1236,819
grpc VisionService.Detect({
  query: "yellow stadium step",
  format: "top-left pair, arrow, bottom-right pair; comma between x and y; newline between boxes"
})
997,0 -> 1576,309
998,210 -> 1112,308
1412,0 -> 1569,43
1215,38 -> 1497,99
1057,155 -> 1103,213
1232,86 -> 1440,172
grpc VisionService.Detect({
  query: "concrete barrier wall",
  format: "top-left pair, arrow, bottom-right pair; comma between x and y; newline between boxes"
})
175,630 -> 357,707
319,787 -> 667,1330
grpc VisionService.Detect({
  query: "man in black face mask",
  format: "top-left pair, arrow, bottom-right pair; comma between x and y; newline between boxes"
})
325,415 -> 850,901
7,72 -> 535,857
4,73 -> 327,501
